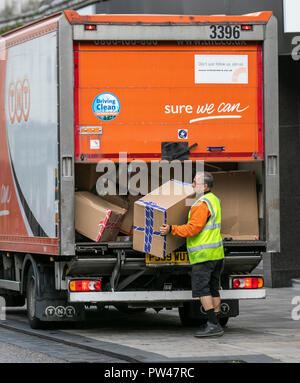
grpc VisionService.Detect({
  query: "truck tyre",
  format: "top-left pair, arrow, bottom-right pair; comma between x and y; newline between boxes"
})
178,305 -> 207,327
114,304 -> 147,314
5,295 -> 26,307
26,266 -> 43,329
219,317 -> 229,327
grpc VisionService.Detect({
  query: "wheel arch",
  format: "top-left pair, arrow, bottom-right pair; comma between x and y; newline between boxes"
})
21,254 -> 41,296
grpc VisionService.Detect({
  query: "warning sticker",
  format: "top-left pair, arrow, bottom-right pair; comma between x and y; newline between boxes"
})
195,55 -> 248,84
90,139 -> 100,150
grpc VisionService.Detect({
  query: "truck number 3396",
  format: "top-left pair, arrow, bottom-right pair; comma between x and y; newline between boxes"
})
209,25 -> 240,39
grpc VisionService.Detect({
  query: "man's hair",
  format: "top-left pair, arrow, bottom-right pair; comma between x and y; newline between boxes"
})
194,171 -> 214,188
204,171 -> 214,188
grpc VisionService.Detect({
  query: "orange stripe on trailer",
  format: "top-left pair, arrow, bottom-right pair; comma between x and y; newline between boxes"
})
0,51 -> 28,238
64,10 -> 272,25
257,45 -> 264,159
0,236 -> 59,255
2,15 -> 59,48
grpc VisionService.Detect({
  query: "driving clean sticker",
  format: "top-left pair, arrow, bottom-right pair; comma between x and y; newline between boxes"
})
92,92 -> 121,121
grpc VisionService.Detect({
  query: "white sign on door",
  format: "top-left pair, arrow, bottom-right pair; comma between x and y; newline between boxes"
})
195,55 -> 248,84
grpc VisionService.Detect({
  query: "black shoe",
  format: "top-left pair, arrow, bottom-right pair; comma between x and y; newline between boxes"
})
194,321 -> 224,338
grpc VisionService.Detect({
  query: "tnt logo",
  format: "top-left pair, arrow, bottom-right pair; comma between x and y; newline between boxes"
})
8,78 -> 30,123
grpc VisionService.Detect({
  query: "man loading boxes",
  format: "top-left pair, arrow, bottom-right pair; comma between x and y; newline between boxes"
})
160,172 -> 225,338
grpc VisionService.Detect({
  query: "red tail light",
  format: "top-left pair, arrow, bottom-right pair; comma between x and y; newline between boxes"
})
69,280 -> 102,292
241,25 -> 253,31
233,279 -> 241,289
84,24 -> 97,31
232,277 -> 263,289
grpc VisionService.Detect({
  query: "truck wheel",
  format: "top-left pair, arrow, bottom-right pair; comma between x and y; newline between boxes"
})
5,294 -> 26,307
114,304 -> 147,314
26,266 -> 43,329
219,317 -> 229,327
178,306 -> 207,327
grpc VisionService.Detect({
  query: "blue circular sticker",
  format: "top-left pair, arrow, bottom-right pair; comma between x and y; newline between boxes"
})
92,92 -> 121,121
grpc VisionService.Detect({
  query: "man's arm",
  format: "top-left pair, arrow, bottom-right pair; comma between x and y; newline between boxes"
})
171,201 -> 210,238
159,201 -> 210,237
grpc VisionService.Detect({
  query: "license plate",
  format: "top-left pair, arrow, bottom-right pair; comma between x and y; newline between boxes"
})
145,251 -> 190,264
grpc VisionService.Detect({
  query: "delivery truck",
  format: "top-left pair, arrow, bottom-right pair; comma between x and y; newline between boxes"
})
0,11 -> 279,329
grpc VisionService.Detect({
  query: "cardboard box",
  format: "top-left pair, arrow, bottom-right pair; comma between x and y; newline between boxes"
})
96,193 -> 140,236
75,164 -> 100,192
97,193 -> 141,236
212,171 -> 259,240
120,194 -> 141,235
117,163 -> 163,195
98,194 -> 129,210
133,180 -> 195,258
75,192 -> 127,242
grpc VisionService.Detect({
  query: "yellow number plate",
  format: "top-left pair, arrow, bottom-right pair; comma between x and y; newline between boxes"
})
145,251 -> 190,264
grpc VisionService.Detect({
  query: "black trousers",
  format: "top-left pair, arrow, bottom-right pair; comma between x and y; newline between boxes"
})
191,259 -> 224,298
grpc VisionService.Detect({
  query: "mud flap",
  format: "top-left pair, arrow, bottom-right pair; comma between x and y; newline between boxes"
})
186,299 -> 239,319
26,261 -> 85,323
35,291 -> 85,322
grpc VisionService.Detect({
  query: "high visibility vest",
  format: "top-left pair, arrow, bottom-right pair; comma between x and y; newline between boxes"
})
187,192 -> 224,264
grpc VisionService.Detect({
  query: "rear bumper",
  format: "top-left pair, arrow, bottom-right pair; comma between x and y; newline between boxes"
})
68,288 -> 266,303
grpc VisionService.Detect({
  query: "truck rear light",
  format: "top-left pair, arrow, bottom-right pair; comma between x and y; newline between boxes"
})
241,24 -> 253,31
69,280 -> 102,292
84,24 -> 97,31
232,277 -> 263,289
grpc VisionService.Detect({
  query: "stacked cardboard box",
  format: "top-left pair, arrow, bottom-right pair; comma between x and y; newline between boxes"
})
212,170 -> 259,240
97,193 -> 141,236
75,166 -> 259,245
75,164 -> 100,192
133,180 -> 195,258
75,192 -> 127,242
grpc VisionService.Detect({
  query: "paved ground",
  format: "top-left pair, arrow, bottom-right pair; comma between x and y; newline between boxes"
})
60,287 -> 300,363
0,338 -> 62,363
0,325 -> 125,363
2,285 -> 300,363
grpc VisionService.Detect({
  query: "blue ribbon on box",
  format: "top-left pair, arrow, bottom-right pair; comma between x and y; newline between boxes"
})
134,180 -> 193,256
133,201 -> 167,257
170,179 -> 193,188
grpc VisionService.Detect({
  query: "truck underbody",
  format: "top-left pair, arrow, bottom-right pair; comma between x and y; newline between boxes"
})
0,237 -> 265,328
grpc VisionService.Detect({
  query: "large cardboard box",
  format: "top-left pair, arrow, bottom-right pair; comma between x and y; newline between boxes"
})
133,180 -> 195,258
120,194 -> 141,235
97,193 -> 140,236
75,164 -> 100,192
92,192 -> 141,236
75,192 -> 127,242
212,171 -> 259,240
98,194 -> 129,210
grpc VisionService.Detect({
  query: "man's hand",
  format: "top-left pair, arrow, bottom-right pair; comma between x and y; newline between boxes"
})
160,224 -> 171,236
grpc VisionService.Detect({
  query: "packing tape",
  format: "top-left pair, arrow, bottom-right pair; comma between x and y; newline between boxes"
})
170,179 -> 193,187
97,209 -> 112,241
134,201 -> 167,257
